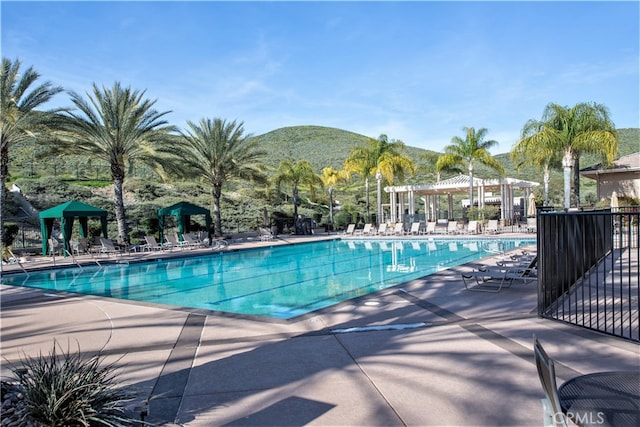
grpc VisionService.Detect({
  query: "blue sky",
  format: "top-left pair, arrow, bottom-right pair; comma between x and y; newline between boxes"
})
2,1 -> 638,153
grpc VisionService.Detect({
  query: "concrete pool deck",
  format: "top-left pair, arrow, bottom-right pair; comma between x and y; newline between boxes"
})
1,232 -> 638,426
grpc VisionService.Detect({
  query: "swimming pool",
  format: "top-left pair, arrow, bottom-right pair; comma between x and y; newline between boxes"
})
1,238 -> 534,319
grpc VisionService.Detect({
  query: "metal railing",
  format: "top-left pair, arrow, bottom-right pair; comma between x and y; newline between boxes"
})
537,208 -> 639,342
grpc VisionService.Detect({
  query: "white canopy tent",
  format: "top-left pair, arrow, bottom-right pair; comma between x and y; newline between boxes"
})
382,175 -> 540,224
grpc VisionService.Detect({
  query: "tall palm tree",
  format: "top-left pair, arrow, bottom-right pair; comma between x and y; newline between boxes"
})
1,58 -> 63,248
516,102 -> 617,209
436,127 -> 505,208
511,126 -> 562,206
272,159 -> 322,233
320,166 -> 349,230
160,118 -> 266,237
61,82 -> 175,244
343,134 -> 415,223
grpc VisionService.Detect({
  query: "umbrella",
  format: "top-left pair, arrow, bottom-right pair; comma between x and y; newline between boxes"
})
610,191 -> 619,212
527,193 -> 536,217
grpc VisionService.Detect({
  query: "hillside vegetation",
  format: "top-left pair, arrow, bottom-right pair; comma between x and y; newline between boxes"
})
4,126 -> 638,244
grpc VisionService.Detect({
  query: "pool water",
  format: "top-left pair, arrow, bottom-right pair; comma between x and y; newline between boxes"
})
1,238 -> 534,319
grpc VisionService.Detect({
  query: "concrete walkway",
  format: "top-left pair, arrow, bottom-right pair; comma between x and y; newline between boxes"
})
1,234 -> 638,426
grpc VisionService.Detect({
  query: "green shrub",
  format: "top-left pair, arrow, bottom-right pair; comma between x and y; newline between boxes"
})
2,342 -> 138,427
2,223 -> 19,247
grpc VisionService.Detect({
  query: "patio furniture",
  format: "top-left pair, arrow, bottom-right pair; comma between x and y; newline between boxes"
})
558,371 -> 640,427
533,336 -> 568,427
462,256 -> 537,292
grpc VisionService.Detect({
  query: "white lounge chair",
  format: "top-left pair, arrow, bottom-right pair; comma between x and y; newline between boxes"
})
465,220 -> 479,234
485,220 -> 499,234
446,221 -> 459,235
424,222 -> 436,235
408,222 -> 421,235
392,223 -> 405,235
376,223 -> 388,235
344,224 -> 356,235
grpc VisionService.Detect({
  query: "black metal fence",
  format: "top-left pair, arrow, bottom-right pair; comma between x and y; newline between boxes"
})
537,208 -> 639,342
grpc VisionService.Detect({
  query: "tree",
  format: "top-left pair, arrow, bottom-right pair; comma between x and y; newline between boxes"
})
272,159 -> 322,233
1,58 -> 63,250
160,118 -> 266,237
60,82 -> 175,244
436,127 -> 504,208
511,125 -> 562,206
343,134 -> 415,223
320,166 -> 349,230
515,102 -> 617,209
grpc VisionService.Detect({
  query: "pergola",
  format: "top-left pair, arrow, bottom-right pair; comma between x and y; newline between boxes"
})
382,175 -> 540,224
157,201 -> 212,245
39,200 -> 108,255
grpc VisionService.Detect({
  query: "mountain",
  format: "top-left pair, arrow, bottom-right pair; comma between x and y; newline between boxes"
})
248,125 -> 434,172
249,125 -> 638,178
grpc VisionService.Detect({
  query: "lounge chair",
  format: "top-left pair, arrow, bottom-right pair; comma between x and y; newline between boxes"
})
446,221 -> 459,235
259,227 -> 275,241
361,223 -> 375,235
181,233 -> 205,248
166,233 -> 190,250
462,256 -> 538,292
485,220 -> 499,234
408,222 -> 421,235
99,238 -> 123,256
72,238 -> 89,256
424,222 -> 436,235
533,336 -> 569,427
392,222 -> 405,235
527,217 -> 537,233
464,220 -> 479,234
344,224 -> 356,235
376,223 -> 388,235
142,235 -> 164,251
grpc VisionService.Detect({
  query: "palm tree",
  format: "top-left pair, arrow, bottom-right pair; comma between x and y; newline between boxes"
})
160,118 -> 266,237
320,166 -> 349,230
436,127 -> 505,209
343,134 -> 415,223
417,151 -> 463,220
61,82 -> 175,244
272,159 -> 322,233
1,58 -> 63,248
516,102 -> 617,209
511,126 -> 562,207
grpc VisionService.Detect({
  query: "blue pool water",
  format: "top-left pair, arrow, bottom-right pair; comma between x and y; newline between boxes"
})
1,238 -> 534,319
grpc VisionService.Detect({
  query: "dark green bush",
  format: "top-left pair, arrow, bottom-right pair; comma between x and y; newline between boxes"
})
2,341 -> 138,426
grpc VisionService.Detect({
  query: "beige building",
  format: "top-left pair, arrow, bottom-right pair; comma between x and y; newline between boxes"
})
580,152 -> 640,200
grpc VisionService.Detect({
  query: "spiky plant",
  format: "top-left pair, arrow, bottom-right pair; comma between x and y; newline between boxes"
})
3,342 -> 138,427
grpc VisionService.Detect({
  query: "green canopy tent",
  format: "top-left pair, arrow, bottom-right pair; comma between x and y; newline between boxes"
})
158,201 -> 212,245
39,200 -> 108,255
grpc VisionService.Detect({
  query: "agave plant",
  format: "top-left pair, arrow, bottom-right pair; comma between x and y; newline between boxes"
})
2,341 -> 139,427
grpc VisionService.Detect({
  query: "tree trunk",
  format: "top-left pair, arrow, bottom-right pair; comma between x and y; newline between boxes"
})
572,156 -> 581,208
0,142 -> 7,252
543,166 -> 550,206
212,185 -> 222,237
113,177 -> 129,245
468,162 -> 474,211
293,185 -> 299,232
562,150 -> 573,210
